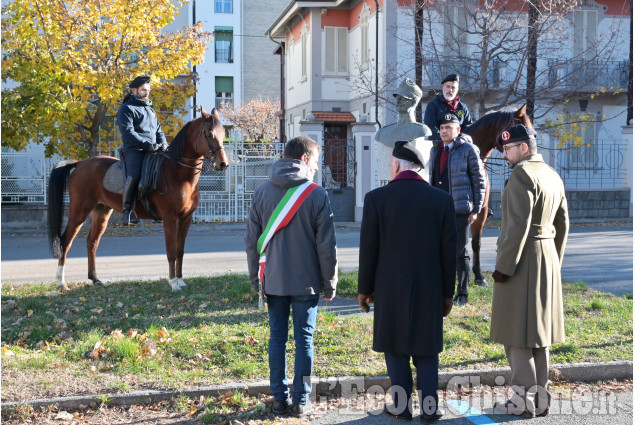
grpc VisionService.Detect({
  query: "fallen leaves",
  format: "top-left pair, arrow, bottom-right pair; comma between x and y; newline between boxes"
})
55,410 -> 74,420
244,336 -> 259,346
89,341 -> 106,359
140,339 -> 158,357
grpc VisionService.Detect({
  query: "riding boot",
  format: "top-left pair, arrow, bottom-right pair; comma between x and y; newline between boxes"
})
121,176 -> 140,225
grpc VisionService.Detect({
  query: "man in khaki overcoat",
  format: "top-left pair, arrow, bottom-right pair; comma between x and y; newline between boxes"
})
490,125 -> 569,419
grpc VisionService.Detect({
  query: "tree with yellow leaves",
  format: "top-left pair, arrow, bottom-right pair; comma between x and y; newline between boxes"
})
1,0 -> 211,158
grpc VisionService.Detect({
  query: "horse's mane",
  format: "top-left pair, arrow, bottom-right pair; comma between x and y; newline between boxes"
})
165,112 -> 223,166
166,122 -> 192,165
463,109 -> 514,136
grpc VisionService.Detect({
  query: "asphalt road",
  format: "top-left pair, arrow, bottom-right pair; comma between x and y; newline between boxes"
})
306,390 -> 634,424
1,223 -> 632,296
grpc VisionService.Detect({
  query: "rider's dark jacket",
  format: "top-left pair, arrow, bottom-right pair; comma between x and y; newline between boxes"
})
117,93 -> 167,152
424,94 -> 473,141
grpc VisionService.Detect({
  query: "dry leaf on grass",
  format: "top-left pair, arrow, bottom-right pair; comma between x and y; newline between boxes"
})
55,411 -> 74,420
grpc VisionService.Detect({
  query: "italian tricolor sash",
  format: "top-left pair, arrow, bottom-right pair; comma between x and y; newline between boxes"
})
257,181 -> 318,308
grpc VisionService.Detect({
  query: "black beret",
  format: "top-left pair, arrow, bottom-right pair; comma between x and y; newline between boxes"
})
441,74 -> 459,84
129,75 -> 151,88
392,141 -> 425,169
498,125 -> 537,145
439,113 -> 460,126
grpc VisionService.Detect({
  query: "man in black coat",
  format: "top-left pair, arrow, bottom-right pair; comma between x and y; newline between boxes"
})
358,141 -> 457,422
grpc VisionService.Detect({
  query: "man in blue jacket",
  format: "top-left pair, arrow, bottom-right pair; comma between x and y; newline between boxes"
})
424,74 -> 473,141
430,113 -> 486,305
117,75 -> 168,225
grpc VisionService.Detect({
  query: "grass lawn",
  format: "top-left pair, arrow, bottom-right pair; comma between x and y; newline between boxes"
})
1,272 -> 632,402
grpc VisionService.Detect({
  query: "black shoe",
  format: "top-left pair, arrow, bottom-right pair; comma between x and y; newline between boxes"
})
453,295 -> 468,306
420,408 -> 444,422
384,403 -> 412,420
272,398 -> 292,414
291,400 -> 312,417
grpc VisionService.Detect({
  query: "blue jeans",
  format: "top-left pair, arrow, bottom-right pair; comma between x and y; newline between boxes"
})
267,294 -> 319,404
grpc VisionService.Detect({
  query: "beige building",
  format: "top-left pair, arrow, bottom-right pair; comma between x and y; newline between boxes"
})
242,0 -> 288,102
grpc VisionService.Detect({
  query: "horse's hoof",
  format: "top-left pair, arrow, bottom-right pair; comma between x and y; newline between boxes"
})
475,279 -> 489,287
178,279 -> 187,288
170,283 -> 181,292
58,283 -> 70,292
93,280 -> 105,287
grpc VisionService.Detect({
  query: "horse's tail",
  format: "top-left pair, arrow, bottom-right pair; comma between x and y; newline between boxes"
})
47,160 -> 78,259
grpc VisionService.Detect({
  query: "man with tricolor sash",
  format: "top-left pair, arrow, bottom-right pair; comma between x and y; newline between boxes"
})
245,136 -> 338,418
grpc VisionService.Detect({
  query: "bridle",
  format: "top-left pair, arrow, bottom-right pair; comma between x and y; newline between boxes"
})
199,121 -> 225,160
175,121 -> 225,173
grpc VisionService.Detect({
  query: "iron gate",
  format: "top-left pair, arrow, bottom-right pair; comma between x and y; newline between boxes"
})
322,133 -> 356,221
193,132 -> 284,222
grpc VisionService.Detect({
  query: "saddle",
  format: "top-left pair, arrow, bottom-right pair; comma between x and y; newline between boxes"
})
103,152 -> 165,221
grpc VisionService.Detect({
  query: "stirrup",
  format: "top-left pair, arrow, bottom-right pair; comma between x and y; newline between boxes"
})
121,211 -> 140,225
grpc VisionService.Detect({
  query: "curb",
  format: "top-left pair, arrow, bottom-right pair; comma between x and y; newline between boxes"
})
2,361 -> 631,411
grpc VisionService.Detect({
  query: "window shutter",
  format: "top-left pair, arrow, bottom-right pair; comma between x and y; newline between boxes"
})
325,27 -> 336,74
573,11 -> 584,57
215,76 -> 233,93
337,27 -> 348,74
585,11 -> 597,60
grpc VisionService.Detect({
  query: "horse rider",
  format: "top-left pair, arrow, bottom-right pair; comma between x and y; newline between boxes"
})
117,75 -> 168,225
424,73 -> 473,141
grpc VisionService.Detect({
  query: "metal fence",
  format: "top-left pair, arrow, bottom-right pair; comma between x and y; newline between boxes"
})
1,136 -> 628,220
0,153 -> 65,204
1,134 -> 284,222
486,138 -> 628,193
192,133 -> 284,222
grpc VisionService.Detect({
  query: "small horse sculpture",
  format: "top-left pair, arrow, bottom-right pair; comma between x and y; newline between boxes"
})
463,104 -> 533,285
48,108 -> 228,292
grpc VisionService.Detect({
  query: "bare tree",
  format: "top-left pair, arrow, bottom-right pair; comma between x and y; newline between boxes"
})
350,1 -> 627,127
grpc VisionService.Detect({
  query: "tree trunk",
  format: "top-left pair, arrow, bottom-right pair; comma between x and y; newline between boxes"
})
87,103 -> 109,157
415,1 -> 424,122
526,0 -> 539,121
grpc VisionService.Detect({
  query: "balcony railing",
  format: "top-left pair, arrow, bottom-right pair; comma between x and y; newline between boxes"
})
547,60 -> 629,91
422,58 -> 629,93
423,58 -> 509,91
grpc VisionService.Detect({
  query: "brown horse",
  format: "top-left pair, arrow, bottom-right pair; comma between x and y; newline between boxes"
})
463,104 -> 533,285
47,108 -> 228,292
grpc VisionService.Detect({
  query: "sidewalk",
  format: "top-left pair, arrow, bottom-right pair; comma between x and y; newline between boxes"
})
3,361 -> 632,411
